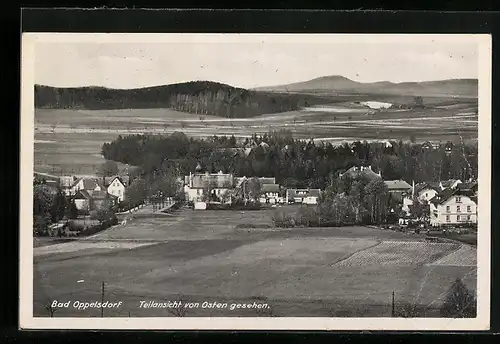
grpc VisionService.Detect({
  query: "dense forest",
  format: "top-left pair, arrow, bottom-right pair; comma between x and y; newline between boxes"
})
34,82 -> 334,118
101,130 -> 478,189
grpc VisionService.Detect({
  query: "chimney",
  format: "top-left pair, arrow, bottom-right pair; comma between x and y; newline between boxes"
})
219,170 -> 223,175
189,172 -> 192,187
412,180 -> 415,198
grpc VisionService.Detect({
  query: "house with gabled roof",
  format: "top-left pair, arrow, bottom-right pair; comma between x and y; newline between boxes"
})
184,171 -> 234,203
457,180 -> 478,196
338,165 -> 382,181
105,176 -> 128,202
429,187 -> 477,227
259,183 -> 281,204
70,177 -> 104,196
286,188 -> 321,205
73,189 -> 118,213
414,182 -> 441,202
439,179 -> 462,190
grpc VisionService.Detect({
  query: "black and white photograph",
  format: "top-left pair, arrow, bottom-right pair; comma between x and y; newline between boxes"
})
20,33 -> 491,330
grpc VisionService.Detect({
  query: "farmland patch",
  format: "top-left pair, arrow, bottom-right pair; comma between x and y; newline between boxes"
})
426,244 -> 477,267
34,241 -> 158,257
334,241 -> 460,267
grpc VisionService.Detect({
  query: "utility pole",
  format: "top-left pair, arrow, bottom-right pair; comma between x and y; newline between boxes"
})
391,290 -> 395,317
100,281 -> 105,317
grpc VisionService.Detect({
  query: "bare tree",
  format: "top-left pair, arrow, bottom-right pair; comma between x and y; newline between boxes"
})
167,293 -> 190,317
45,301 -> 59,317
255,304 -> 277,317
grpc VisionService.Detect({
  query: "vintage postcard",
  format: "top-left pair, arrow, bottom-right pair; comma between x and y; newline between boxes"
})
20,33 -> 491,330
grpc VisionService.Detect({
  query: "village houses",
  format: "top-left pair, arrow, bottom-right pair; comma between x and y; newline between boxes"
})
429,186 -> 477,226
184,171 -> 234,203
65,175 -> 131,212
286,188 -> 321,205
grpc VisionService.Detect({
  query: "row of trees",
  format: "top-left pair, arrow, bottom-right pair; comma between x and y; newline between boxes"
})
101,131 -> 478,191
33,178 -> 78,236
122,168 -> 186,210
273,175 -> 402,227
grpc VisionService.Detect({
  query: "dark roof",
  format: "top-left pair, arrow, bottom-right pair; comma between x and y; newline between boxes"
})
88,190 -> 115,200
287,189 -> 321,198
261,184 -> 280,193
415,182 -> 441,193
235,176 -> 276,188
258,177 -> 276,185
190,173 -> 234,188
384,180 -> 412,191
72,178 -> 101,190
440,179 -> 460,188
457,181 -> 478,191
429,188 -> 476,206
105,175 -> 129,187
74,189 -> 91,200
340,165 -> 381,180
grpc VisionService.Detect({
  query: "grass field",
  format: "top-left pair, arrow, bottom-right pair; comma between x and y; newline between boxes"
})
33,207 -> 477,318
34,96 -> 478,175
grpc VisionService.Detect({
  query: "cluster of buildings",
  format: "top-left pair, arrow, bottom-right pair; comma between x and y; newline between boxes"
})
36,172 -> 131,213
337,164 -> 478,227
407,179 -> 478,227
182,171 -> 321,206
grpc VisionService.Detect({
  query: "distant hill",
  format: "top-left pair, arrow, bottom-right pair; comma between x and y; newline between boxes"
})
254,75 -> 478,98
34,81 -> 334,118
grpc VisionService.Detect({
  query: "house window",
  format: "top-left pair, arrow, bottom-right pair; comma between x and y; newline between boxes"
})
425,192 -> 428,197
446,205 -> 450,212
457,215 -> 461,222
456,196 -> 462,203
457,205 -> 460,213
467,215 -> 471,221
446,215 -> 450,222
197,189 -> 201,195
467,205 -> 471,212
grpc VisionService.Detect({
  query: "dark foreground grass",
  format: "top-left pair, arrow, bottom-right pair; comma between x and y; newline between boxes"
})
33,209 -> 477,318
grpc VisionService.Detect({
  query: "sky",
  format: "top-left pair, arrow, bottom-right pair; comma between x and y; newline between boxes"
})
34,35 -> 479,89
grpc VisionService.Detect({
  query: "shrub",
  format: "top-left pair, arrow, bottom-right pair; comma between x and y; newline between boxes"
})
272,210 -> 296,228
440,278 -> 476,318
295,206 -> 320,227
68,221 -> 85,232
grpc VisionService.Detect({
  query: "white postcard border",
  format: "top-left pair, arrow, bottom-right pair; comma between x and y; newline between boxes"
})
19,33 -> 491,331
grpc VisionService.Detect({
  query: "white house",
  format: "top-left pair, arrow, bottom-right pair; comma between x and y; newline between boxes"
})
106,176 -> 127,202
184,171 -> 234,203
286,189 -> 321,205
70,178 -> 104,195
414,182 -> 441,202
73,190 -> 118,213
429,188 -> 477,227
259,183 -> 280,204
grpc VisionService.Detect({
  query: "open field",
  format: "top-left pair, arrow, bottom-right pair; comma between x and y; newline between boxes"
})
34,95 -> 477,175
33,208 -> 477,317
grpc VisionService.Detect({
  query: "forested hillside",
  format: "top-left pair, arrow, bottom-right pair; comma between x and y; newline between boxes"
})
34,81 -> 334,118
101,131 -> 478,190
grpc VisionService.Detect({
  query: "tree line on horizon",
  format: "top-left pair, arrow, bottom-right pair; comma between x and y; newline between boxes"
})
101,130 -> 478,190
34,82 -> 333,118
